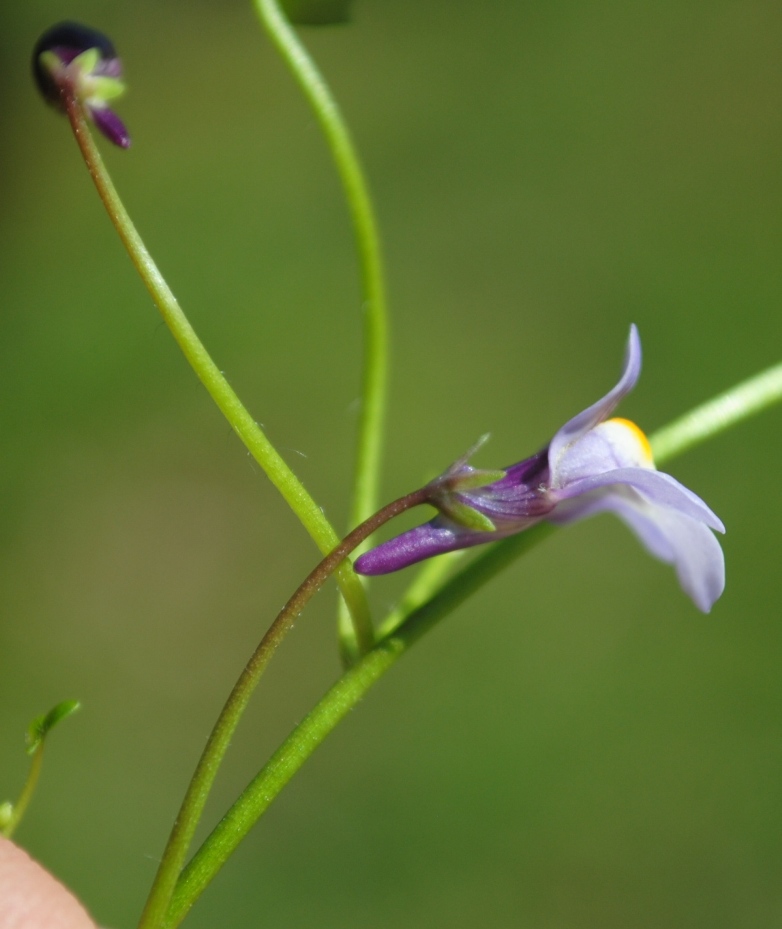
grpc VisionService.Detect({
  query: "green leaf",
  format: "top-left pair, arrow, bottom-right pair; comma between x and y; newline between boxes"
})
281,0 -> 353,25
26,700 -> 81,756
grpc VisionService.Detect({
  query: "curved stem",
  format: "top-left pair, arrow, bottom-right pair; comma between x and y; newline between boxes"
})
1,746 -> 44,840
253,0 -> 389,661
138,486 -> 430,929
650,359 -> 782,463
63,97 -> 371,646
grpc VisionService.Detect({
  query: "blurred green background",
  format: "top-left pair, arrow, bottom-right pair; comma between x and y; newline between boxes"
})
2,1 -> 782,926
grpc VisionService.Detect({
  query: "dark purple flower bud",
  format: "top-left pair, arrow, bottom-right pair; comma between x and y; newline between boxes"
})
356,326 -> 726,612
33,22 -> 116,107
32,21 -> 131,149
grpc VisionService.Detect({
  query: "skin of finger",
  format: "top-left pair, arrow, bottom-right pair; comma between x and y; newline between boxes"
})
0,837 -> 96,929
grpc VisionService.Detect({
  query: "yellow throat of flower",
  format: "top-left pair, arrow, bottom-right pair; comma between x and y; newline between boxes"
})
603,417 -> 655,467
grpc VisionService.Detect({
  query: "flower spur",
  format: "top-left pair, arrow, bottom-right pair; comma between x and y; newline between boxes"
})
355,326 -> 725,612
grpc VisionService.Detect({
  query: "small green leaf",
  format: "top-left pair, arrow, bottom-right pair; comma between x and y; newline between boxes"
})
0,802 -> 13,831
26,700 -> 81,756
281,0 -> 353,25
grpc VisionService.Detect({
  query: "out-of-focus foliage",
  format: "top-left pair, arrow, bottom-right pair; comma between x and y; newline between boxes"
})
1,2 -> 781,928
282,0 -> 352,26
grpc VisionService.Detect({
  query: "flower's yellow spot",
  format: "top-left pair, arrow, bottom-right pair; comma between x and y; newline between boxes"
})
606,417 -> 654,465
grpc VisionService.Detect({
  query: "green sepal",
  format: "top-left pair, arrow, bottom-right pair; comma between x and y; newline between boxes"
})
71,47 -> 100,75
38,50 -> 62,77
453,469 -> 507,490
440,500 -> 496,533
90,76 -> 126,102
0,802 -> 13,830
26,700 -> 81,756
281,0 -> 353,25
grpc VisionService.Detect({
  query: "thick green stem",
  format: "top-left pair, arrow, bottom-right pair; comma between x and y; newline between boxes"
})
63,97 -> 370,646
253,0 -> 389,661
138,487 -> 430,929
650,360 -> 782,463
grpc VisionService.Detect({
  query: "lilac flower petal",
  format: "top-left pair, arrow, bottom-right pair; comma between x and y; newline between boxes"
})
548,325 -> 641,480
552,489 -> 724,612
626,508 -> 725,612
550,420 -> 651,488
89,105 -> 131,148
555,467 -> 725,533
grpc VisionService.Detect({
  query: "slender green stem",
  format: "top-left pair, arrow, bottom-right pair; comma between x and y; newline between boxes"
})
138,486 -> 431,929
62,96 -> 371,647
253,0 -> 389,661
1,746 -> 44,840
166,523 -> 554,927
650,359 -> 782,463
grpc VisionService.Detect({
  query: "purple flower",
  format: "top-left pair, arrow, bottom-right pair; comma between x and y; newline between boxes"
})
33,22 -> 131,149
355,326 -> 725,612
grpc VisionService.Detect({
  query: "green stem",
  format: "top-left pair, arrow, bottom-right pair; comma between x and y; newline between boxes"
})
63,96 -> 371,646
1,746 -> 44,840
253,0 -> 389,661
376,551 -> 465,640
650,359 -> 782,463
166,523 -> 554,927
138,486 -> 431,929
